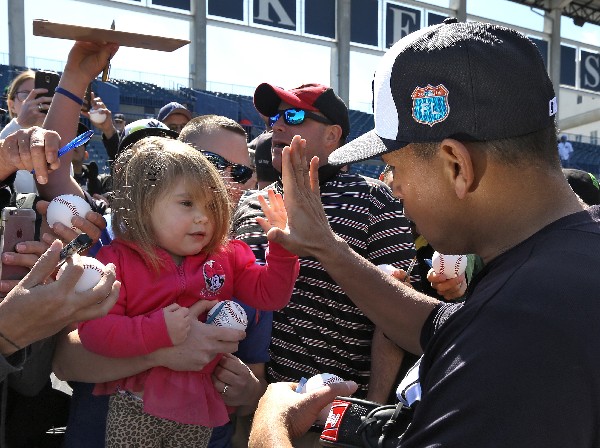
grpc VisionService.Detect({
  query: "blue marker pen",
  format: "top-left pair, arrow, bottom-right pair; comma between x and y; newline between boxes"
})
31,130 -> 95,174
205,302 -> 226,325
424,258 -> 433,268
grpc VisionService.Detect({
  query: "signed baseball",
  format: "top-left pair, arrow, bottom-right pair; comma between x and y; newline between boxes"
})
46,194 -> 92,231
57,255 -> 105,292
302,373 -> 344,425
89,108 -> 107,124
304,373 -> 344,392
207,300 -> 248,331
431,251 -> 467,279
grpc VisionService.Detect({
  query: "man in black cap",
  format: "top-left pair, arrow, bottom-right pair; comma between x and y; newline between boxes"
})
249,20 -> 600,447
248,130 -> 279,189
112,113 -> 126,134
232,82 -> 417,443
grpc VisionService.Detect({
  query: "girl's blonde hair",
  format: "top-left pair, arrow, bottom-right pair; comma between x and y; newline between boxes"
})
6,70 -> 35,118
111,137 -> 231,271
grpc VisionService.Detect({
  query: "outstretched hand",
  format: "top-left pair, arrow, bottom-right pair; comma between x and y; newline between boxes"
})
263,135 -> 335,257
249,380 -> 358,446
256,189 -> 288,235
83,92 -> 116,137
0,201 -> 108,294
37,199 -> 107,244
0,240 -> 120,353
62,41 -> 119,90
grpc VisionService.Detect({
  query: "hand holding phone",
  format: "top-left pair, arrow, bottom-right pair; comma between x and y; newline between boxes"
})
0,208 -> 37,281
34,70 -> 60,114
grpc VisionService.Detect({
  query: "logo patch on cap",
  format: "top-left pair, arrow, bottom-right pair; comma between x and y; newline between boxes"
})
411,84 -> 449,127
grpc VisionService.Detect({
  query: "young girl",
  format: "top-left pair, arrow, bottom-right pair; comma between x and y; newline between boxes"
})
78,137 -> 299,447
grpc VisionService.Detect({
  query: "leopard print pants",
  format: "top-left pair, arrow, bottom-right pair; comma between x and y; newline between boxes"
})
105,392 -> 213,447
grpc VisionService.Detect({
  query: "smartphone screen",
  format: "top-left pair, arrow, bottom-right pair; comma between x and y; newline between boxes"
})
0,208 -> 36,281
34,70 -> 60,113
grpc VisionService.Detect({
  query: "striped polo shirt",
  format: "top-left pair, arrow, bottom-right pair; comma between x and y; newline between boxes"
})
232,171 -> 417,397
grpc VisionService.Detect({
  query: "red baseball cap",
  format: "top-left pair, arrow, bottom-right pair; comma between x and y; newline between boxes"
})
254,83 -> 350,138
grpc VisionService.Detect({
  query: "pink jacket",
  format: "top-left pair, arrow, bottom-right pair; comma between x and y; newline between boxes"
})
78,238 -> 299,426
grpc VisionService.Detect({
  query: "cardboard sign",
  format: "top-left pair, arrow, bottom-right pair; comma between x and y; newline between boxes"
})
33,19 -> 189,52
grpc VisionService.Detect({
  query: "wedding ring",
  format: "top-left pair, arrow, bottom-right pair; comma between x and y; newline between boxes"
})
221,384 -> 229,395
38,103 -> 42,111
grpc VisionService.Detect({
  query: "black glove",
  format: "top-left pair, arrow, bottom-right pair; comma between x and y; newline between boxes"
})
319,396 -> 414,447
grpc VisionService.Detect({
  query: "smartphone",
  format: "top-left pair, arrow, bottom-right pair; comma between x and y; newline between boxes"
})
0,208 -> 37,281
34,70 -> 60,113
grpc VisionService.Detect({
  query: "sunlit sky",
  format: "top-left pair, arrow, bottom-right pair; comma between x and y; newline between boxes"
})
1,0 -> 599,112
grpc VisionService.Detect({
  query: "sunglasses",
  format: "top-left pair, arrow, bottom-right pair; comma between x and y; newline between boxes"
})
201,151 -> 254,184
269,108 -> 333,128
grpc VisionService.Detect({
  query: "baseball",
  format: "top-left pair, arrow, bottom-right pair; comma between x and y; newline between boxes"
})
303,373 -> 344,425
431,251 -> 467,279
89,108 -> 107,124
207,300 -> 248,331
57,255 -> 105,292
377,264 -> 396,275
46,194 -> 92,230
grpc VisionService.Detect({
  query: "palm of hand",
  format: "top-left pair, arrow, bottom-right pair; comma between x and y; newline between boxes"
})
264,204 -> 288,230
259,190 -> 288,231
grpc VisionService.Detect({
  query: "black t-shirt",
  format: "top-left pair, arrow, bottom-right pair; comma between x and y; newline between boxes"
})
400,207 -> 600,447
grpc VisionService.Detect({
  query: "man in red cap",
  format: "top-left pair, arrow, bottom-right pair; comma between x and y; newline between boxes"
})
252,83 -> 351,174
232,82 -> 417,444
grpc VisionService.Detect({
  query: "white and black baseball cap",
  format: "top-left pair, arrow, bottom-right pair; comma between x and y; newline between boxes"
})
118,118 -> 179,154
329,19 -> 558,165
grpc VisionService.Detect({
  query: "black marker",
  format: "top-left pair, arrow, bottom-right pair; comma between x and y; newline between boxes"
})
57,233 -> 93,268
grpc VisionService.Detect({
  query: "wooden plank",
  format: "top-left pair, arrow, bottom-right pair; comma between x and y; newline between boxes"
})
32,19 -> 189,52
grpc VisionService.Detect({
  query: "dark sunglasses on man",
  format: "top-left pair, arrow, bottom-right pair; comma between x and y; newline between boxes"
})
269,108 -> 334,128
201,151 -> 254,184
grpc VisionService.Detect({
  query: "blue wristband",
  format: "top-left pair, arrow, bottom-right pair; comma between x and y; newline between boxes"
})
55,86 -> 83,106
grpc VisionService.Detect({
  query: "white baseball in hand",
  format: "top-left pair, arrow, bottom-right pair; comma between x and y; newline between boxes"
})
431,251 -> 467,279
302,373 -> 344,425
206,300 -> 248,331
377,264 -> 396,275
46,194 -> 92,230
57,255 -> 105,292
89,109 -> 106,124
